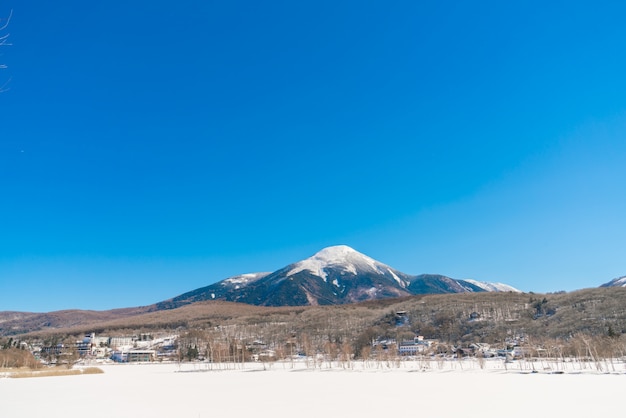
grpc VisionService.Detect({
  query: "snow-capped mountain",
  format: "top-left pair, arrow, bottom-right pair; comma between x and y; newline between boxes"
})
600,275 -> 626,288
245,245 -> 415,306
286,245 -> 412,289
157,245 -> 520,309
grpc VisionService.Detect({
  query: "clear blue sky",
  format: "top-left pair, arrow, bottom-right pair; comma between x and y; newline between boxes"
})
2,1 -> 626,312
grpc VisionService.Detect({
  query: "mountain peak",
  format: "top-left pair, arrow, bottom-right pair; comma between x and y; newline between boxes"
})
288,245 -> 393,282
311,245 -> 370,265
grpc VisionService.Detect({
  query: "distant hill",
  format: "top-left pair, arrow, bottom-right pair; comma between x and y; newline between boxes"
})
0,306 -> 154,337
4,288 -> 626,345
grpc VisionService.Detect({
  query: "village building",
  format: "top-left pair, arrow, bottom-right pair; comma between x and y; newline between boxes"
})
398,336 -> 433,356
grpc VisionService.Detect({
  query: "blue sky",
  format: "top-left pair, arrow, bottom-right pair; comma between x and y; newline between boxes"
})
2,1 -> 626,312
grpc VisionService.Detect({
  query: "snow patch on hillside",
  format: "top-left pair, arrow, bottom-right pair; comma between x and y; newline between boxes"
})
601,275 -> 626,287
614,277 -> 626,286
223,272 -> 270,286
388,268 -> 405,287
464,279 -> 521,292
288,258 -> 329,281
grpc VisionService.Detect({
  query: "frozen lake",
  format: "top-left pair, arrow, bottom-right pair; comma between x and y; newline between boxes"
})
1,360 -> 624,417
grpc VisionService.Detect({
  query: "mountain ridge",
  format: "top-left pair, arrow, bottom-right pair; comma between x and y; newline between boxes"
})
157,245 -> 521,309
600,275 -> 626,288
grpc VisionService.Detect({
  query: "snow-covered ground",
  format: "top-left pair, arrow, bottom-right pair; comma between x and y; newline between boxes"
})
1,359 -> 624,417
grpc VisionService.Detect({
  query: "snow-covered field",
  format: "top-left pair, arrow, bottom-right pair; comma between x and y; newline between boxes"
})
1,359 -> 624,417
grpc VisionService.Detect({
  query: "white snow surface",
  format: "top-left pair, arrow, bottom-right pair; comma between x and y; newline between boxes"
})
287,245 -> 405,286
2,360 -> 624,418
464,279 -> 521,292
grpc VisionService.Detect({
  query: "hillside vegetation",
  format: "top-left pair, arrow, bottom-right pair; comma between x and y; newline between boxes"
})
0,348 -> 41,369
3,288 -> 626,351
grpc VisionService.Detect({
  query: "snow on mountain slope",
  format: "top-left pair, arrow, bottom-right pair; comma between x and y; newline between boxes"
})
222,272 -> 271,289
463,279 -> 521,292
600,275 -> 626,287
157,245 -> 522,308
287,245 -> 408,287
